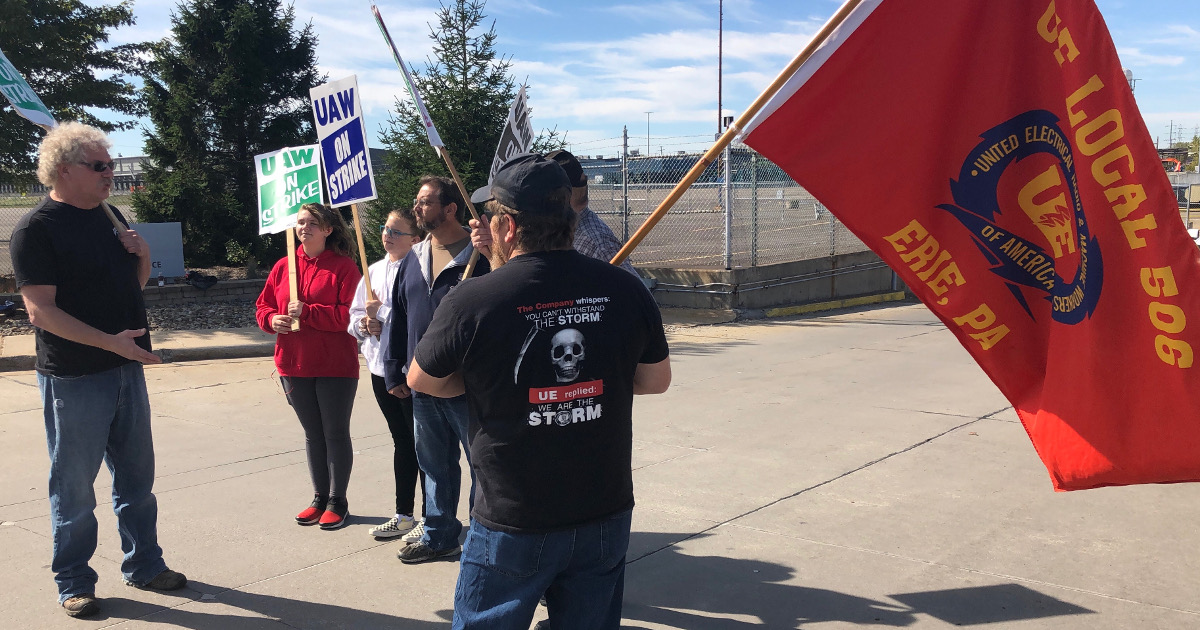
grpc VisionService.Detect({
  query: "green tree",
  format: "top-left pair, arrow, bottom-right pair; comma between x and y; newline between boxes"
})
0,0 -> 148,188
374,0 -> 517,221
133,0 -> 322,268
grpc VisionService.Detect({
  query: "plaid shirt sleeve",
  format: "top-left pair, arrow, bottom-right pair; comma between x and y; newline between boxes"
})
573,208 -> 639,276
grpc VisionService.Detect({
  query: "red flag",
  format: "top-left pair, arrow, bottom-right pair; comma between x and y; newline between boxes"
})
742,0 -> 1200,490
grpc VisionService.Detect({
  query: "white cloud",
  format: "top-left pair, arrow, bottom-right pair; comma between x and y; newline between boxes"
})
603,2 -> 712,24
1148,25 -> 1200,50
512,19 -> 818,136
1117,47 -> 1186,67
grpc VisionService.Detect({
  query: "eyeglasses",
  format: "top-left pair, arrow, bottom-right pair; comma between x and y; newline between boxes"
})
382,226 -> 417,237
413,198 -> 441,209
78,160 -> 115,173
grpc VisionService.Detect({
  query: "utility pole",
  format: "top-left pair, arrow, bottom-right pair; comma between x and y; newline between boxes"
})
718,0 -> 723,139
644,111 -> 652,156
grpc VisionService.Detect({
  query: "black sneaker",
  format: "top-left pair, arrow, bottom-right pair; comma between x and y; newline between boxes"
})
318,497 -> 349,530
124,568 -> 187,591
397,542 -> 460,564
296,495 -> 328,525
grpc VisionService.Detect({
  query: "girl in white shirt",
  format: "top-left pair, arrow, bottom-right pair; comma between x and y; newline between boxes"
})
348,208 -> 426,539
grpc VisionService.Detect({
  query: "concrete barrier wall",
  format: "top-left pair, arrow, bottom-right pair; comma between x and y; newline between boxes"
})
642,251 -> 905,311
5,256 -> 903,315
2,278 -> 267,311
140,279 -> 266,306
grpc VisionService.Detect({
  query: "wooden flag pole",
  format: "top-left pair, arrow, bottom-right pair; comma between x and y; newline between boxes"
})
100,200 -> 128,234
348,203 -> 377,302
610,0 -> 864,266
436,147 -> 484,278
286,228 -> 301,331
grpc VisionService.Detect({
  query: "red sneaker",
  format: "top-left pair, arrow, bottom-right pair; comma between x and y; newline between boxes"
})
296,496 -> 327,525
319,497 -> 349,530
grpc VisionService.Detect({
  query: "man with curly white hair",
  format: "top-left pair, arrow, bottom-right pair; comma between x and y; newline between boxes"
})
9,121 -> 187,618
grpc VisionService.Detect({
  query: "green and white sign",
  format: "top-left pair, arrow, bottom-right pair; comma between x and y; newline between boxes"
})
255,145 -> 323,235
0,47 -> 55,128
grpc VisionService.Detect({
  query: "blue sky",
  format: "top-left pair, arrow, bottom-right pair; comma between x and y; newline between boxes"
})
97,0 -> 1200,160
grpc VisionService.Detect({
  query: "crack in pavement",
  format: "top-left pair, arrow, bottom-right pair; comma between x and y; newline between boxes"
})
627,409 -> 1006,565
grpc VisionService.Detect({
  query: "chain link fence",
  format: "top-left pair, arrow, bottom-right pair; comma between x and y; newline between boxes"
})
581,145 -> 867,269
0,190 -> 136,280
2,145 -> 865,280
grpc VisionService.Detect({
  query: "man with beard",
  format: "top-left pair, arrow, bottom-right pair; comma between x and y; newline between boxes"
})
382,175 -> 489,564
470,149 -> 639,276
408,153 -> 671,628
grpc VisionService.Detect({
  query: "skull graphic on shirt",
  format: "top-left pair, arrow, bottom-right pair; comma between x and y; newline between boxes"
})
550,328 -> 585,383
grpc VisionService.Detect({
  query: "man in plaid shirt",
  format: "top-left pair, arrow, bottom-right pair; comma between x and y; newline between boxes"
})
471,150 -> 639,276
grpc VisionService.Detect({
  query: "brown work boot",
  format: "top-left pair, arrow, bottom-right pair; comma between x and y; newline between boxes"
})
61,593 -> 99,618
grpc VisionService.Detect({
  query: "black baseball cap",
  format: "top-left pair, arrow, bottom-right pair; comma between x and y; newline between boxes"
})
469,153 -> 571,215
545,149 -> 587,188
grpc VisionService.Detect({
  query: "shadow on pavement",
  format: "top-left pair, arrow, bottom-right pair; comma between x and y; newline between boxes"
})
92,582 -> 452,629
624,533 -> 1093,628
889,583 -> 1094,626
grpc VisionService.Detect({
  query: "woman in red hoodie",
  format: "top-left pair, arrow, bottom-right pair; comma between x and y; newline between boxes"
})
256,203 -> 361,530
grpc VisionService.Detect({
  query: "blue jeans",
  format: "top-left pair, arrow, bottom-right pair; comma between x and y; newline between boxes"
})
412,392 -> 474,550
38,362 -> 166,602
452,511 -> 632,630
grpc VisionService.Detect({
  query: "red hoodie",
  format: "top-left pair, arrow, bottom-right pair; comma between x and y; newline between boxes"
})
256,247 -> 361,378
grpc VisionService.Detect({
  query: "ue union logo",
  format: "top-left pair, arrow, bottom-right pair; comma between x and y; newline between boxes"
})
939,110 -> 1104,325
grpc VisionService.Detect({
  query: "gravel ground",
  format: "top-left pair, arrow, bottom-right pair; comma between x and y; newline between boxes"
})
1,267 -> 264,337
0,299 -> 259,337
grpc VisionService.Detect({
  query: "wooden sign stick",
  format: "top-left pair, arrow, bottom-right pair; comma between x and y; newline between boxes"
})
286,228 -> 301,331
349,203 -> 377,302
437,147 -> 483,278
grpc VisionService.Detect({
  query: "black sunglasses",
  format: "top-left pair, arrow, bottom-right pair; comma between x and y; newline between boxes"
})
78,160 -> 115,173
382,226 -> 416,237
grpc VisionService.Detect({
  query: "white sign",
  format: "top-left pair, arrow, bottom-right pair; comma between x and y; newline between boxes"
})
310,75 -> 377,208
129,222 -> 185,277
0,47 -> 55,128
372,5 -> 444,148
255,145 -> 324,235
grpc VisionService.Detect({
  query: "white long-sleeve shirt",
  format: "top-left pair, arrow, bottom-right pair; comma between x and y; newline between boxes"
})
348,256 -> 402,377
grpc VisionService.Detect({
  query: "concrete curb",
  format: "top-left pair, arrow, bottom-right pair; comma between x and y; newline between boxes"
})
759,290 -> 910,318
156,343 -> 276,364
0,296 -> 915,373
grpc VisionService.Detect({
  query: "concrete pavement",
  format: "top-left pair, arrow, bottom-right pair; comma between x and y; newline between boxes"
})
1,303 -> 1198,628
0,307 -> 740,373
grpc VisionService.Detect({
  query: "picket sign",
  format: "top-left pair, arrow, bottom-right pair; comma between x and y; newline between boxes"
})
309,75 -> 377,301
255,145 -> 324,331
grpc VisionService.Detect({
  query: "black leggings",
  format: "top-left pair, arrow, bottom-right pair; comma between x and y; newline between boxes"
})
282,376 -> 357,499
371,374 -> 425,517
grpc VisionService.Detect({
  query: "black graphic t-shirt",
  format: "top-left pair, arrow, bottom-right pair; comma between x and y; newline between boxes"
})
10,198 -> 150,376
415,250 -> 669,533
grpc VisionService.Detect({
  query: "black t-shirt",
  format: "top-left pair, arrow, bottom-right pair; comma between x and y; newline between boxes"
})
10,197 -> 150,376
415,249 -> 670,533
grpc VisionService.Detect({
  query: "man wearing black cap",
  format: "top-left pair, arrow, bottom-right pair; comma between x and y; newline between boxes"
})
409,153 -> 672,629
471,149 -> 638,275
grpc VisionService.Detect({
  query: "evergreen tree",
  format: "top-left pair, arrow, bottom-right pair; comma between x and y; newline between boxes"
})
0,0 -> 148,188
134,0 -> 322,268
375,0 -> 517,219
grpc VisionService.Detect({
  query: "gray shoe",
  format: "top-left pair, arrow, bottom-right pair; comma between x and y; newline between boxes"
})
61,593 -> 99,618
397,541 -> 460,564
